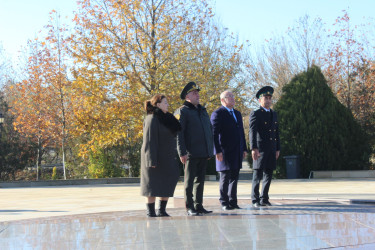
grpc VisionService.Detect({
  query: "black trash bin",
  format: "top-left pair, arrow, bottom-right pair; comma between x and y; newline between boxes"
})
283,155 -> 300,179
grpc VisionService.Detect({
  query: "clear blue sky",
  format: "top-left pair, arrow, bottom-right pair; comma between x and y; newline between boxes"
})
216,0 -> 374,44
1,0 -> 374,61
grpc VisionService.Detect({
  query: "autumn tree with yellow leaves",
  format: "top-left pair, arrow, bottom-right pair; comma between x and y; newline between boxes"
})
69,0 -> 247,160
10,39 -> 59,180
9,12 -> 72,180
44,11 -> 72,179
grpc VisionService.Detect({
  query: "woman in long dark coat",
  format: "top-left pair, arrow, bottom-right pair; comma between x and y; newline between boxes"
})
141,94 -> 181,217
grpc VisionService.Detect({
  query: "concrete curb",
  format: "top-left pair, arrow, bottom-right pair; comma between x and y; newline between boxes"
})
273,197 -> 375,205
350,199 -> 375,204
0,175 -> 218,188
199,195 -> 375,205
0,177 -> 140,188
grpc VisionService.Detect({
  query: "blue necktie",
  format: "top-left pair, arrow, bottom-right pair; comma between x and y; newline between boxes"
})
230,110 -> 237,122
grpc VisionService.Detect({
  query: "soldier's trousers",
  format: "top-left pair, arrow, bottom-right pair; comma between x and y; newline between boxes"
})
251,168 -> 273,203
184,157 -> 207,210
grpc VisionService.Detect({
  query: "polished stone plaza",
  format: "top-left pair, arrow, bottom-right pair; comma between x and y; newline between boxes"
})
1,179 -> 375,249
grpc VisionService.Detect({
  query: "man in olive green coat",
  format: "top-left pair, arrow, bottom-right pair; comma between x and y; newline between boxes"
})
175,82 -> 214,216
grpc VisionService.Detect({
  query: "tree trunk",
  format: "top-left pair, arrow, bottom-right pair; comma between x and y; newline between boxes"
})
62,137 -> 66,180
36,139 -> 40,181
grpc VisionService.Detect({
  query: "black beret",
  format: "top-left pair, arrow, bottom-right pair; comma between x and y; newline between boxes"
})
256,86 -> 274,99
180,81 -> 200,100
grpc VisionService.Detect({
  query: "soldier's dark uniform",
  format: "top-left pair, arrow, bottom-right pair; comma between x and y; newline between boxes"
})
249,86 -> 280,206
175,82 -> 213,215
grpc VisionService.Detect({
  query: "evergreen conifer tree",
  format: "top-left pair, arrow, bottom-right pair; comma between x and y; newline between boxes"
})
274,65 -> 370,178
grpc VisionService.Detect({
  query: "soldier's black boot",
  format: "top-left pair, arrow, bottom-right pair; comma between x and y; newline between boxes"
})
157,200 -> 170,217
146,203 -> 157,217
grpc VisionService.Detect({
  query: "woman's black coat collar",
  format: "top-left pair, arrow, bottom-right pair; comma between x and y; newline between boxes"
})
153,108 -> 181,136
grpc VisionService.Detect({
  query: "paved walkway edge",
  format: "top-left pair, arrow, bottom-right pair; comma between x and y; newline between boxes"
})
0,175 -> 220,188
0,177 -> 140,188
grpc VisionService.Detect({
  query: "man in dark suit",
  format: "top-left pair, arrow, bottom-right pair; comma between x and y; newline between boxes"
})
211,90 -> 247,211
249,86 -> 280,208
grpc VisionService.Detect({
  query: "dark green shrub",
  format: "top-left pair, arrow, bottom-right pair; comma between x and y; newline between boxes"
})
274,65 -> 370,178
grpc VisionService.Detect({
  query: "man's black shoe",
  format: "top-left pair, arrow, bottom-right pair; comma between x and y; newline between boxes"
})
252,202 -> 261,208
187,208 -> 199,216
230,204 -> 242,209
260,201 -> 272,206
196,206 -> 213,214
222,205 -> 234,211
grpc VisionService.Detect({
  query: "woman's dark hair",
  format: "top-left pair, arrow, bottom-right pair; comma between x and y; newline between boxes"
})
144,94 -> 166,114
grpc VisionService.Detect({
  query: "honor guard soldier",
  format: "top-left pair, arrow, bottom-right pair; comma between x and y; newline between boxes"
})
249,86 -> 280,208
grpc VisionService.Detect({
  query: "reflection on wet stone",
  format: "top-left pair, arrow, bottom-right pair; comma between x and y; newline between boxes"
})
1,200 -> 375,249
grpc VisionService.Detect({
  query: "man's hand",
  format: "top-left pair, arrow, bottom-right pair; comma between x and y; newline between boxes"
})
180,155 -> 187,165
216,153 -> 223,162
276,151 -> 280,160
243,151 -> 247,159
151,166 -> 156,168
252,149 -> 260,161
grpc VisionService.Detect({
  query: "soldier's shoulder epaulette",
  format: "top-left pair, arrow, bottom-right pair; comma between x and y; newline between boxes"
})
174,106 -> 185,120
250,108 -> 262,114
175,105 -> 186,113
198,104 -> 206,110
255,108 -> 264,113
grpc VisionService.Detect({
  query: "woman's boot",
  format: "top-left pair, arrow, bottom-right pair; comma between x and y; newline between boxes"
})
157,200 -> 170,217
146,203 -> 157,217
